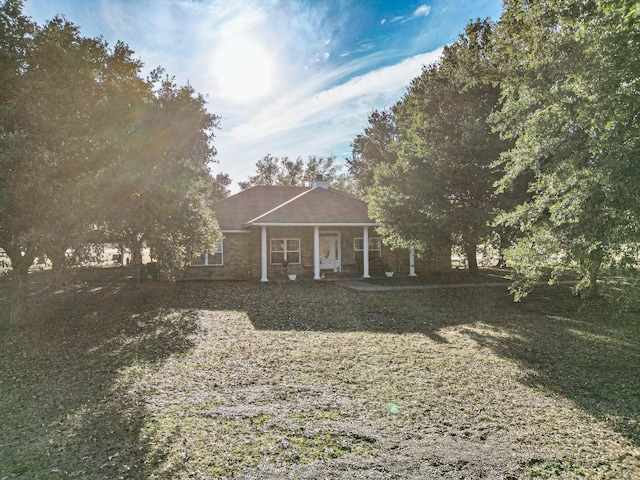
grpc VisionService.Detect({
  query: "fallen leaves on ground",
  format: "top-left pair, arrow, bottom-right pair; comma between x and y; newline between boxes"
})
0,270 -> 638,478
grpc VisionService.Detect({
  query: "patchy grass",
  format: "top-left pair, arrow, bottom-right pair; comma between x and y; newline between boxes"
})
0,271 -> 639,479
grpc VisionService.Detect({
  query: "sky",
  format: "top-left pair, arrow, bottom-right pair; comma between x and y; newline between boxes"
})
23,0 -> 503,191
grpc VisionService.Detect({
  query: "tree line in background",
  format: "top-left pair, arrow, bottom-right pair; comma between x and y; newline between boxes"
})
237,153 -> 350,191
349,1 -> 639,300
2,0 -> 639,323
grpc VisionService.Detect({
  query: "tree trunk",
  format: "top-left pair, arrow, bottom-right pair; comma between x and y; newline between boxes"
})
131,245 -> 142,265
49,247 -> 67,272
7,250 -> 36,326
496,233 -> 509,268
465,243 -> 479,276
48,246 -> 69,287
584,247 -> 603,299
128,235 -> 143,265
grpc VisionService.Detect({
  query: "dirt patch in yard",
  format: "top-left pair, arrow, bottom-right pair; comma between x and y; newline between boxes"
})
0,271 -> 638,479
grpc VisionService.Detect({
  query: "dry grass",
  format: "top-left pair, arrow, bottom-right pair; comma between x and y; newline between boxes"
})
0,270 -> 639,479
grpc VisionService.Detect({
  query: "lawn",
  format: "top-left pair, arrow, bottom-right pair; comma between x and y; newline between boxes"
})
0,271 -> 639,479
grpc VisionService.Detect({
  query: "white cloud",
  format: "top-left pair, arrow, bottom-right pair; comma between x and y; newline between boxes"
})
21,0 -> 452,192
413,5 -> 432,17
389,4 -> 431,26
216,48 -> 444,188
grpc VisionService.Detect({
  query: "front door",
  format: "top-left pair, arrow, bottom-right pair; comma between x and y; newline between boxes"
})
319,234 -> 340,271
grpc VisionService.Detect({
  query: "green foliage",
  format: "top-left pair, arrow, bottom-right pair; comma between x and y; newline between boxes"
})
0,2 -> 224,319
348,109 -> 398,196
492,0 -> 640,298
358,19 -> 509,272
211,172 -> 232,200
239,154 -> 344,190
503,228 -> 572,301
348,4 -> 640,298
96,68 -> 222,274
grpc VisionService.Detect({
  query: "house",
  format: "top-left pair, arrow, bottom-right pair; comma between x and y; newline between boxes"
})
184,178 -> 450,281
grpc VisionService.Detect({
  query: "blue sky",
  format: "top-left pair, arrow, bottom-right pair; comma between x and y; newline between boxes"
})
23,0 -> 503,191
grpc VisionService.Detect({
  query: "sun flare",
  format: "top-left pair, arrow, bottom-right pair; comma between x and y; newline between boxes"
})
212,35 -> 276,103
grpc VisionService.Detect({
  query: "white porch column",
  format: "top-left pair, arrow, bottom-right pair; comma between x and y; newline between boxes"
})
313,226 -> 321,280
261,226 -> 268,282
362,226 -> 371,278
409,243 -> 417,276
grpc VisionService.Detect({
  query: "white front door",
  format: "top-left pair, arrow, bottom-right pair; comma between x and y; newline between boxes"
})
319,234 -> 340,271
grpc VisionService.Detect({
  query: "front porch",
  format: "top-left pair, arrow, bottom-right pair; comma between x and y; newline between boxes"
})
254,225 -> 419,282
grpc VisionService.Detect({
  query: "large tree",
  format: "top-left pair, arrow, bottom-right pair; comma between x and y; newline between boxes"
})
0,7 -> 114,322
362,19 -> 509,274
97,68 -> 221,270
0,2 -> 222,323
491,0 -> 640,298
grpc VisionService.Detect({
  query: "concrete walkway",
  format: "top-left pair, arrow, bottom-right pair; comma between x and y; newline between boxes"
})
338,279 -> 576,292
337,280 -> 512,292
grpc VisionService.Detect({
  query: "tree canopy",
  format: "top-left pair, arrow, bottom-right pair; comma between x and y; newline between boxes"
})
490,0 -> 640,298
238,154 -> 347,190
353,19 -> 509,274
95,68 -> 221,270
350,3 -> 639,298
0,1 -> 223,323
348,110 -> 399,196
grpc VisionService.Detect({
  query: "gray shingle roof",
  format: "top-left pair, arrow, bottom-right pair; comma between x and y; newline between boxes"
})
213,186 -> 377,230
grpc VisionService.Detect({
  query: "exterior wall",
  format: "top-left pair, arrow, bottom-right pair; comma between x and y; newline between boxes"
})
382,237 -> 452,275
181,232 -> 253,280
428,239 -> 453,272
248,226 -> 314,279
247,226 -> 356,279
249,226 -> 375,279
380,243 -> 452,275
343,226 -> 382,274
181,226 -> 451,280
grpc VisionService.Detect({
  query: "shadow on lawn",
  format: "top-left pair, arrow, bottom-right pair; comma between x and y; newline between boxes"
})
179,279 -> 640,448
1,273 -> 638,479
0,277 -> 199,479
461,289 -> 640,447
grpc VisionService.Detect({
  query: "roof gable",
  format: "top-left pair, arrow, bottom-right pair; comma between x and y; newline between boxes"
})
213,186 -> 309,230
213,185 -> 376,230
247,187 -> 374,225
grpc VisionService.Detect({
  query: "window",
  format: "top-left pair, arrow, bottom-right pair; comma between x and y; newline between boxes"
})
190,240 -> 223,266
354,237 -> 381,256
270,238 -> 300,264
